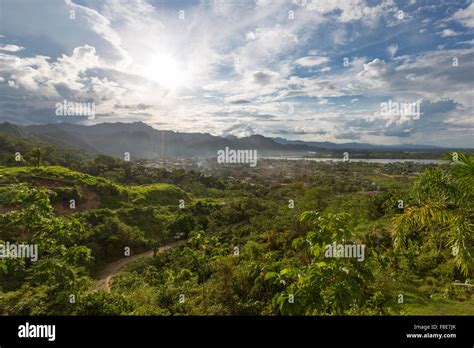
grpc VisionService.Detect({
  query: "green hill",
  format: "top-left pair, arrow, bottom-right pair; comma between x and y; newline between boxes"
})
0,123 -> 92,167
0,166 -> 192,211
129,183 -> 191,206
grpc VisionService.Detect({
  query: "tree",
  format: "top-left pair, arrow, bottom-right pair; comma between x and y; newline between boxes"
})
0,185 -> 93,315
266,211 -> 377,315
392,152 -> 473,275
75,291 -> 133,315
30,147 -> 45,167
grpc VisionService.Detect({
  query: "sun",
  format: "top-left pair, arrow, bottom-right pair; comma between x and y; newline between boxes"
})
147,53 -> 189,89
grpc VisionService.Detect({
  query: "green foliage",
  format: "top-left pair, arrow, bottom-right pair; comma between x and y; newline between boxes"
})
0,149 -> 471,316
0,130 -> 91,168
392,152 -> 473,276
84,216 -> 147,263
75,291 -> 134,315
0,166 -> 127,208
129,183 -> 192,206
0,185 -> 93,314
266,212 -> 385,315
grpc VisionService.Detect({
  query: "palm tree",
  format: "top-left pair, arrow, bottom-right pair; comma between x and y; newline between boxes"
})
392,152 -> 473,275
452,152 -> 474,181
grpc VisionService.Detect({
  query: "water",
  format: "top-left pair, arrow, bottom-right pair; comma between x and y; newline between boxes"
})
262,157 -> 447,164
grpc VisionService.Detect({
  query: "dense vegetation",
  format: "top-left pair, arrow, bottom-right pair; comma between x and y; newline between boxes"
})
0,145 -> 472,315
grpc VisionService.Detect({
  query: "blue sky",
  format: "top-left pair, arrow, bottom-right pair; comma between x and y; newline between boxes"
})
0,0 -> 473,146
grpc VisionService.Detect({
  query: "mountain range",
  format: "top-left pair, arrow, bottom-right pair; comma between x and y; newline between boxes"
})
0,121 -> 460,160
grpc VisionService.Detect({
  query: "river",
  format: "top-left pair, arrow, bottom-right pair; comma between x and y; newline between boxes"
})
263,157 -> 447,164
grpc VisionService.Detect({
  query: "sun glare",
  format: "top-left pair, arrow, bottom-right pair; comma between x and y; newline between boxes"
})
147,53 -> 189,89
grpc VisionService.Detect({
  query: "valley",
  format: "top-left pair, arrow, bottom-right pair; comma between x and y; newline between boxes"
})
0,123 -> 472,315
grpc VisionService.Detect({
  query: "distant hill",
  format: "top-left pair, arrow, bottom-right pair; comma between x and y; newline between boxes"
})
19,122 -> 317,158
0,123 -> 92,166
0,121 -> 461,160
273,138 -> 443,151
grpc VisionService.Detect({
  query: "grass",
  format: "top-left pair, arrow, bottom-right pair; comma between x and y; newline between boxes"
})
361,174 -> 405,186
404,294 -> 474,315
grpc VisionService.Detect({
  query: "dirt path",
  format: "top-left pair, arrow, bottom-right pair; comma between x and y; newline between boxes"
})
94,241 -> 183,291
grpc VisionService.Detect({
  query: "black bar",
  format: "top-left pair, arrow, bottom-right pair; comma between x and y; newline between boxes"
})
0,316 -> 472,346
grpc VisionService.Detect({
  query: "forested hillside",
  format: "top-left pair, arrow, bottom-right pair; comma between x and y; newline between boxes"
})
0,143 -> 472,315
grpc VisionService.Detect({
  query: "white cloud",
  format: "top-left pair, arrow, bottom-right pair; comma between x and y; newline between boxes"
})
236,26 -> 298,73
0,0 -> 472,146
294,0 -> 395,24
0,44 -> 24,52
357,58 -> 392,88
386,44 -> 398,58
0,45 -> 103,95
452,2 -> 474,28
294,56 -> 329,67
440,29 -> 458,37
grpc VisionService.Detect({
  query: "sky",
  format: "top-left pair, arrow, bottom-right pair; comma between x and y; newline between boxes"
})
0,0 -> 473,147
